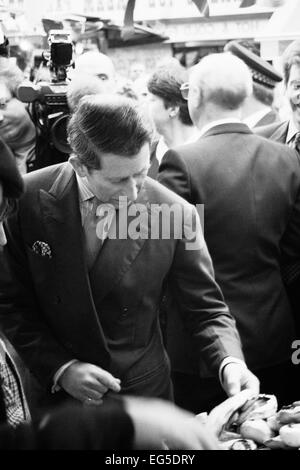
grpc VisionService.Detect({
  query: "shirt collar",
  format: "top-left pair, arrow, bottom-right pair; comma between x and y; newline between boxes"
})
243,107 -> 272,129
198,118 -> 242,138
287,118 -> 300,145
76,172 -> 94,203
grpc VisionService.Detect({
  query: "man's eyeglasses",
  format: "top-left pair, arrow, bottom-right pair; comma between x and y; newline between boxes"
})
180,82 -> 190,101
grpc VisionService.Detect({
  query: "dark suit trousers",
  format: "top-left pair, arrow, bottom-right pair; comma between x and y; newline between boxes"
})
172,361 -> 300,414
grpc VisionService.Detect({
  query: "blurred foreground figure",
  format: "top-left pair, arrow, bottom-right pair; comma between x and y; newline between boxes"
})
0,395 -> 219,450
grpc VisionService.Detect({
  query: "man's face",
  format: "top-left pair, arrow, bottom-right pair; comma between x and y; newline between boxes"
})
148,93 -> 170,136
74,53 -> 116,94
78,143 -> 150,208
0,183 -> 7,246
0,82 -> 36,149
287,63 -> 300,129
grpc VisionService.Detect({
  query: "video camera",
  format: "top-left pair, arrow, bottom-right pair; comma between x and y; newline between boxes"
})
18,30 -> 74,156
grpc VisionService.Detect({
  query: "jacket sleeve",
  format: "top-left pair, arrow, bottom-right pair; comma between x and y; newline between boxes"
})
169,204 -> 245,377
0,207 -> 74,390
158,149 -> 192,203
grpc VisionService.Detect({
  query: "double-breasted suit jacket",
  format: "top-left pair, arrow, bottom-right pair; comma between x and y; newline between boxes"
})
0,162 -> 243,403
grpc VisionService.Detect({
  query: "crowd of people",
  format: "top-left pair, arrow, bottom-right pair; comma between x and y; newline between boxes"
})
0,32 -> 299,450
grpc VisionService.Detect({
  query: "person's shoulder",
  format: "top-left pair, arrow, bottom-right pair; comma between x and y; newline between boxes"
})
144,177 -> 194,210
255,120 -> 288,139
23,163 -> 69,192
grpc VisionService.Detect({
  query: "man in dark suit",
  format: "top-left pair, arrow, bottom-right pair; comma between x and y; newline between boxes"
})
159,52 -> 300,412
224,40 -> 282,129
0,94 -> 258,415
0,135 -> 220,450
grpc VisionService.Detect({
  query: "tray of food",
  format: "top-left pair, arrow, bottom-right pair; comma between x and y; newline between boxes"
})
196,390 -> 300,450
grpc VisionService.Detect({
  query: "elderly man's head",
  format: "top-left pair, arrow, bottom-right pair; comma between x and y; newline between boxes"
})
67,74 -> 111,113
0,138 -> 24,246
73,51 -> 116,93
187,52 -> 253,126
68,95 -> 153,206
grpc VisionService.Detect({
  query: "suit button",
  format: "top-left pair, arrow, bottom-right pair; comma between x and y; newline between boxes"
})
122,307 -> 129,318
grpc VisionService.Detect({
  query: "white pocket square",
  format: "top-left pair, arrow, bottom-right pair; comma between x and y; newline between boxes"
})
32,241 -> 52,259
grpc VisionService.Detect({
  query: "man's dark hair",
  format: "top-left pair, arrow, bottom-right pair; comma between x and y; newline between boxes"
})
68,94 -> 153,170
147,67 -> 193,126
282,40 -> 300,86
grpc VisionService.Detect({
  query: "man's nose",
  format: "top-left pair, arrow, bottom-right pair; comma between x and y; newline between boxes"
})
0,223 -> 7,246
124,178 -> 139,202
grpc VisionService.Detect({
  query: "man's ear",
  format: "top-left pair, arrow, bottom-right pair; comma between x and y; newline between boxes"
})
68,156 -> 89,178
168,105 -> 179,119
192,85 -> 204,109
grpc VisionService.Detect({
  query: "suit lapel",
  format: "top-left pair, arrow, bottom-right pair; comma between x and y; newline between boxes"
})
270,121 -> 289,144
89,186 -> 150,304
39,164 -> 110,362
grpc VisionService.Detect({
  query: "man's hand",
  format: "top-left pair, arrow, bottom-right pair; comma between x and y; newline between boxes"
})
222,362 -> 260,397
59,362 -> 121,405
124,396 -> 219,450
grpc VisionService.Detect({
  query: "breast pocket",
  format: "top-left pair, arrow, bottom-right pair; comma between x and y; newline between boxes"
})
26,244 -> 53,285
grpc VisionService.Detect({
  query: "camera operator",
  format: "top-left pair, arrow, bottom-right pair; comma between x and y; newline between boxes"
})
18,32 -> 120,172
0,50 -> 36,175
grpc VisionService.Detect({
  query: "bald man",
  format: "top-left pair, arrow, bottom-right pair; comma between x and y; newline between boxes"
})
72,51 -> 116,94
159,52 -> 300,411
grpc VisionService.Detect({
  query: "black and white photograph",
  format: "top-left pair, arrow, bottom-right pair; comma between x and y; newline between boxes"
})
0,0 -> 299,455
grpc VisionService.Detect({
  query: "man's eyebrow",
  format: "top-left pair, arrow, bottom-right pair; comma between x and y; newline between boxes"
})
108,167 -> 149,182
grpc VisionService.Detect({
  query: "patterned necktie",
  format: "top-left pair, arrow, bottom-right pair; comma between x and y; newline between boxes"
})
83,198 -> 115,270
83,198 -> 103,270
292,132 -> 300,153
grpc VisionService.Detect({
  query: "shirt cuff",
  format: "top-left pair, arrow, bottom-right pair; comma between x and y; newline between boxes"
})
218,357 -> 247,386
52,360 -> 79,394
